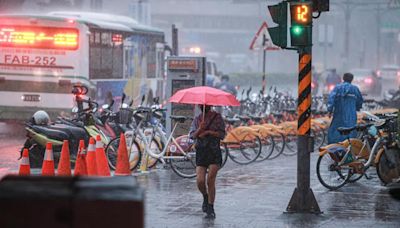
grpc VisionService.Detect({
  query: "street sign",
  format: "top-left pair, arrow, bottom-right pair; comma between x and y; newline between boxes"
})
249,22 -> 280,51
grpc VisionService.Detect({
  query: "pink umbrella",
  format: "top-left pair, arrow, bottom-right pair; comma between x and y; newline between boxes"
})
168,86 -> 240,107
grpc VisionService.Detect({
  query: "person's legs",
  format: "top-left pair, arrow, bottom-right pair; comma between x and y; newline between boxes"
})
196,166 -> 207,194
205,164 -> 219,218
207,164 -> 219,204
196,166 -> 208,212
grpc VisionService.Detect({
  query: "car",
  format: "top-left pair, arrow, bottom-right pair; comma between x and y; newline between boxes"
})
377,65 -> 400,88
350,69 -> 382,96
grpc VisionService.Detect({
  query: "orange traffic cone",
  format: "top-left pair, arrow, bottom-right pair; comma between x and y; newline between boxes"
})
19,148 -> 30,175
115,133 -> 131,176
95,135 -> 111,176
86,137 -> 97,176
74,140 -> 87,176
57,140 -> 71,176
42,142 -> 55,176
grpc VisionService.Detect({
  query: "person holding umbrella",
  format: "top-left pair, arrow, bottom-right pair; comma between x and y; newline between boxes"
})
189,104 -> 226,219
169,86 -> 240,219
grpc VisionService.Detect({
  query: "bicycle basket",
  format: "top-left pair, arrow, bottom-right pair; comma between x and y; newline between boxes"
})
118,108 -> 133,125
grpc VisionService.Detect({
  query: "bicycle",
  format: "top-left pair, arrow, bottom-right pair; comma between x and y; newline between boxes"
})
223,118 -> 263,165
316,112 -> 399,190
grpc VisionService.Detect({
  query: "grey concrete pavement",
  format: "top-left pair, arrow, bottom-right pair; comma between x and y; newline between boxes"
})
137,155 -> 400,228
1,123 -> 399,227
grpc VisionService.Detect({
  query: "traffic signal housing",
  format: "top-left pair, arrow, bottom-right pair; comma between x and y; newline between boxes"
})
290,2 -> 313,47
313,0 -> 330,12
267,1 -> 288,48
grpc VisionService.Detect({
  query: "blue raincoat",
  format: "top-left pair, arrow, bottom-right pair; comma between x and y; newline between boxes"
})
327,82 -> 363,144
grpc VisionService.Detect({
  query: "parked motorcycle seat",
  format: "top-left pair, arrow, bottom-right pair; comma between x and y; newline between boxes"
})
31,125 -> 70,142
48,124 -> 88,142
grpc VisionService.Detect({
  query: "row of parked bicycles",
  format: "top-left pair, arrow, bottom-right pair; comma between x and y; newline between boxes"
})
21,85 -> 399,183
21,85 -> 328,178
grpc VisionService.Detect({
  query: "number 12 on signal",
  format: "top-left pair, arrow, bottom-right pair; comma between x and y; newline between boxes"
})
291,3 -> 312,25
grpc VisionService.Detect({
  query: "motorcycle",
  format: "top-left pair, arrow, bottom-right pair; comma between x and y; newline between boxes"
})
378,89 -> 400,108
20,85 -> 107,167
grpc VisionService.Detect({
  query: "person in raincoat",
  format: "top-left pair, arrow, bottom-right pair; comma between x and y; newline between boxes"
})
327,73 -> 363,144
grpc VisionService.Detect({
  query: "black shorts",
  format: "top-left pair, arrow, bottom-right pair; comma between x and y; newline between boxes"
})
195,138 -> 222,167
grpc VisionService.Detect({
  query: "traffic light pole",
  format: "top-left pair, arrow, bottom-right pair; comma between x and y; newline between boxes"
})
286,47 -> 321,214
267,0 -> 327,214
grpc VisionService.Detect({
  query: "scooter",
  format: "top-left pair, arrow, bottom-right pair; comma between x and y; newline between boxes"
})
21,85 -> 104,167
378,89 -> 400,108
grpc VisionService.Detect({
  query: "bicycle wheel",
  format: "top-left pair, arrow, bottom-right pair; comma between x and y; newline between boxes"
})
267,134 -> 286,160
257,135 -> 275,162
376,148 -> 400,185
283,134 -> 297,156
316,152 -> 350,190
220,143 -> 229,168
170,151 -> 197,178
227,136 -> 262,165
347,171 -> 364,183
169,135 -> 197,178
106,136 -> 142,171
146,138 -> 163,169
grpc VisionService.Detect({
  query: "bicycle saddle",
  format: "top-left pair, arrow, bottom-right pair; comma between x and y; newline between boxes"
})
170,115 -> 193,123
272,113 -> 283,118
337,126 -> 356,135
152,111 -> 163,119
237,116 -> 250,122
225,117 -> 240,125
249,115 -> 263,122
338,124 -> 373,135
356,123 -> 373,131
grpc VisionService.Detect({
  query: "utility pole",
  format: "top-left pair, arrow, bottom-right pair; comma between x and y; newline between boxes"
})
90,0 -> 102,11
376,4 -> 381,69
172,24 -> 179,56
344,0 -> 351,71
262,34 -> 267,95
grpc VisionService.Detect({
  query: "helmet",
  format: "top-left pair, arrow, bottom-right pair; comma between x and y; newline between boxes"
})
32,110 -> 50,125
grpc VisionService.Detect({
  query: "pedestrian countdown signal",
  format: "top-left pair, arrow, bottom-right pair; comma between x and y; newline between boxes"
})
290,2 -> 312,47
291,4 -> 311,25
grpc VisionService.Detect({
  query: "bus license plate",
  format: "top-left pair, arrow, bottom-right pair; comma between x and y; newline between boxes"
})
23,94 -> 40,102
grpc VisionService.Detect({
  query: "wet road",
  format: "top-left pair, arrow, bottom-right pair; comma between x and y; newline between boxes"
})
1,123 -> 400,227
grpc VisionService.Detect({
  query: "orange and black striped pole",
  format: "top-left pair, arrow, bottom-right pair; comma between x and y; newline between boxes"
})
286,48 -> 321,214
297,52 -> 312,136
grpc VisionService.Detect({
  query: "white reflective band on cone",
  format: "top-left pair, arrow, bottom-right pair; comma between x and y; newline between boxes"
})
21,157 -> 29,165
44,149 -> 53,161
88,144 -> 95,152
96,140 -> 103,148
80,149 -> 87,155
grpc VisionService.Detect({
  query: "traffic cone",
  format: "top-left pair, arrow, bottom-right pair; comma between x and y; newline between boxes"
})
42,142 -> 55,176
74,140 -> 87,176
95,135 -> 111,176
19,148 -> 30,176
86,137 -> 98,176
115,133 -> 131,176
57,140 -> 71,176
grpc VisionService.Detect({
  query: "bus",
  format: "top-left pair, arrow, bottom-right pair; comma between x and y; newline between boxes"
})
0,12 -> 165,120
